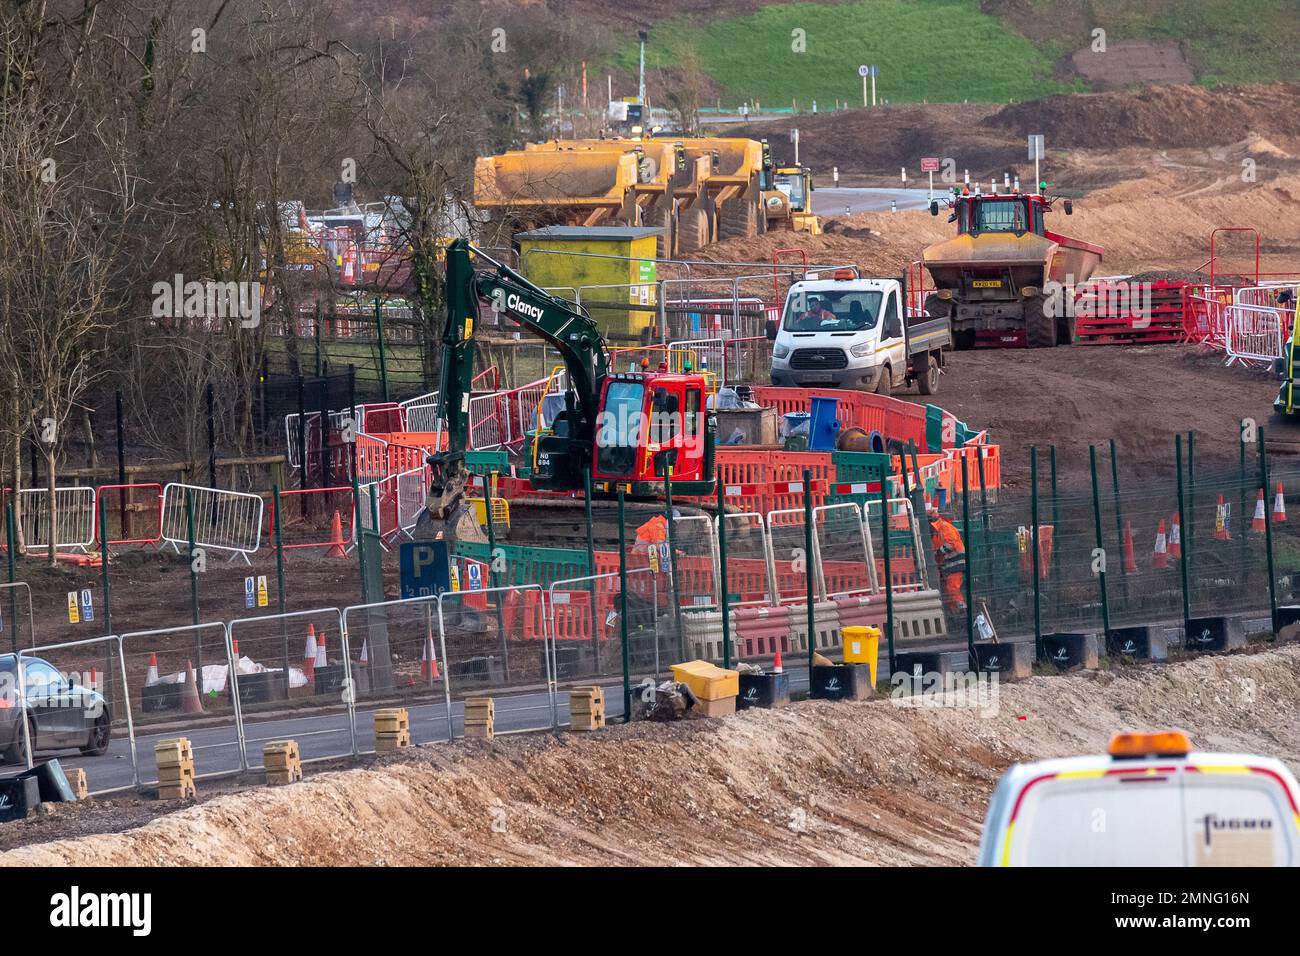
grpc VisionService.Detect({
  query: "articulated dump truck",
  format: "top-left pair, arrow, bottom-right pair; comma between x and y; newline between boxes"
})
923,189 -> 1102,348
474,137 -> 818,258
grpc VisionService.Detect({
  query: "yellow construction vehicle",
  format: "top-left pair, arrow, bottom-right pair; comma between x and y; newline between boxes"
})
763,162 -> 821,235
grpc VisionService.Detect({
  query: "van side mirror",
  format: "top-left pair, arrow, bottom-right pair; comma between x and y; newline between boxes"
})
766,316 -> 779,341
929,200 -> 939,217
1064,199 -> 1073,215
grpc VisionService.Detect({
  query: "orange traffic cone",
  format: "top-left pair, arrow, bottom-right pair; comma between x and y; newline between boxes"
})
421,635 -> 441,680
1274,482 -> 1287,523
1153,519 -> 1169,569
180,659 -> 204,715
315,631 -> 328,668
145,652 -> 160,687
1122,520 -> 1137,573
1214,495 -> 1231,541
303,624 -> 317,683
232,639 -> 240,659
1169,513 -> 1182,559
773,650 -> 783,673
326,511 -> 347,559
1253,488 -> 1267,533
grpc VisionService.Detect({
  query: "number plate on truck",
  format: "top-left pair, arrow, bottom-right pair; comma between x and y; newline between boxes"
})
972,280 -> 1002,288
799,373 -> 833,383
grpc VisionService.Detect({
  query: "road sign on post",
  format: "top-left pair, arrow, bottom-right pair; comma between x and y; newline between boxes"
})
1028,134 -> 1045,189
858,64 -> 869,107
399,541 -> 451,599
921,156 -> 940,201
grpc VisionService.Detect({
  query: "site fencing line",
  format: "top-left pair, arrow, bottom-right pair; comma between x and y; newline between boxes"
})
227,607 -> 352,769
1225,303 -> 1286,367
161,483 -> 264,563
17,635 -> 134,790
96,483 -> 164,548
0,581 -> 36,653
115,622 -> 233,789
17,487 -> 97,552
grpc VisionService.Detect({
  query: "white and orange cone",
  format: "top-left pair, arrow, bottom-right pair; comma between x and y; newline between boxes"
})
303,624 -> 317,683
145,652 -> 160,687
315,631 -> 328,668
1153,519 -> 1169,569
1275,482 -> 1287,523
1253,488 -> 1267,533
1169,513 -> 1182,559
773,650 -> 783,673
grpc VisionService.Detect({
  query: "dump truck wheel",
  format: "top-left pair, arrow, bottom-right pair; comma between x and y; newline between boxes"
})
1056,311 -> 1076,346
648,201 -> 673,259
914,354 -> 939,396
718,196 -> 759,240
678,207 -> 710,254
1025,296 -> 1055,348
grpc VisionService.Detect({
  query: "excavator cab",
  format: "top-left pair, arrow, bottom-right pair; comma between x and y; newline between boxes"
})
534,370 -> 714,495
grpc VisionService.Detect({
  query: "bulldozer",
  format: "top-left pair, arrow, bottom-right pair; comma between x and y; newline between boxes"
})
923,185 -> 1102,348
761,157 -> 821,235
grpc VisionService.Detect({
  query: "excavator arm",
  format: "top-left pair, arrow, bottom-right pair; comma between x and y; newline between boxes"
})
421,239 -> 611,538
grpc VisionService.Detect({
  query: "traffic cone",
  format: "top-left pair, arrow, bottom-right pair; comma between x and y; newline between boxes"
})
421,635 -> 441,680
773,650 -> 783,673
303,624 -> 317,682
1153,519 -> 1169,569
326,510 -> 347,559
231,639 -> 240,659
180,659 -> 204,715
1214,495 -> 1231,541
1253,488 -> 1267,533
145,652 -> 160,687
1169,513 -> 1182,559
316,631 -> 328,668
1275,482 -> 1287,523
1122,520 -> 1137,573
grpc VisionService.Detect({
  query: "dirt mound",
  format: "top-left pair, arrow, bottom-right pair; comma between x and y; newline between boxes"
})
6,646 -> 1300,866
987,83 -> 1300,151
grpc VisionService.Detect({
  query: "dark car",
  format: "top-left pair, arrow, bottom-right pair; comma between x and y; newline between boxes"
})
0,654 -> 112,765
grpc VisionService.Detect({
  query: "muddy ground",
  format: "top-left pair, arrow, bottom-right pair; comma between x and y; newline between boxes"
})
2,643 -> 1295,865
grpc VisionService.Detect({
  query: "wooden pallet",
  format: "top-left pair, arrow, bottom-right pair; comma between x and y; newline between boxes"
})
265,740 -> 302,785
569,687 -> 606,732
465,697 -> 495,740
155,736 -> 197,799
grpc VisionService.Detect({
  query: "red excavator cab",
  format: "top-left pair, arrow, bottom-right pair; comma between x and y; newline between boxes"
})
592,371 -> 713,492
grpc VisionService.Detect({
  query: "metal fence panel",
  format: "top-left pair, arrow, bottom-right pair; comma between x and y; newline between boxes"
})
161,483 -> 264,560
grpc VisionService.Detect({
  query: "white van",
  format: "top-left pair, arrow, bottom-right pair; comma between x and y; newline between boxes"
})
768,272 -> 950,396
978,731 -> 1300,866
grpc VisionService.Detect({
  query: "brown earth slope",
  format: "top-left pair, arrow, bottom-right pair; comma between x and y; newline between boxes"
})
3,645 -> 1297,866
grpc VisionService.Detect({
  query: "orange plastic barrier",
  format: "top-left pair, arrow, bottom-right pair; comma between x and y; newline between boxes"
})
750,386 -> 929,450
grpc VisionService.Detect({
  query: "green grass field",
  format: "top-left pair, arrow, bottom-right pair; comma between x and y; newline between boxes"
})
615,0 -> 1298,106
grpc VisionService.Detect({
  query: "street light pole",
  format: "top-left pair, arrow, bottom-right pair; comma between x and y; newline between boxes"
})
638,30 -> 648,105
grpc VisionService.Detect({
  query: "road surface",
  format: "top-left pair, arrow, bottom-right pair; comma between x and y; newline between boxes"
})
813,186 -> 937,215
34,669 -> 814,794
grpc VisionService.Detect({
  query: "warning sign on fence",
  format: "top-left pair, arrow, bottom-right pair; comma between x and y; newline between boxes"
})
67,592 -> 79,624
257,575 -> 269,608
244,576 -> 255,609
81,589 -> 94,623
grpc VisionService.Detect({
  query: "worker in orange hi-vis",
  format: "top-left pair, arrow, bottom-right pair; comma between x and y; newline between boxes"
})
928,505 -> 967,615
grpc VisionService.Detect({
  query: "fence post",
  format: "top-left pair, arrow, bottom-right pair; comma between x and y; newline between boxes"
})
1258,426 -> 1279,631
184,490 -> 202,682
1050,445 -> 1061,620
272,484 -> 289,674
206,383 -> 217,490
296,375 -> 307,518
314,301 -> 323,377
803,467 -> 816,671
1239,433 -> 1249,591
583,467 -> 600,669
717,476 -> 731,669
1175,435 -> 1192,627
1109,439 -> 1130,610
1031,447 -> 1042,659
5,503 -> 16,653
115,390 -> 128,540
617,487 -> 631,723
483,470 -> 510,680
1088,445 -> 1111,634
663,465 -> 684,658
98,505 -> 111,636
876,473 -> 896,678
960,455 -> 976,669
374,297 -> 390,403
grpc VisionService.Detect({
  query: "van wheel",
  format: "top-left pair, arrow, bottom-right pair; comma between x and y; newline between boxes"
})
915,355 -> 939,395
875,365 -> 891,397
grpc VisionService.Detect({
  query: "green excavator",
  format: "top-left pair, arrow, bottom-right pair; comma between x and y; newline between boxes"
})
416,240 -> 716,546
